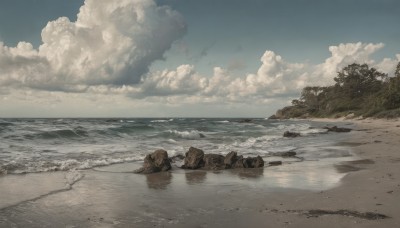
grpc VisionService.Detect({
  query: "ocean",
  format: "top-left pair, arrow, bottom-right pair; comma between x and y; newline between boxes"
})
0,118 -> 361,226
0,118 -> 353,175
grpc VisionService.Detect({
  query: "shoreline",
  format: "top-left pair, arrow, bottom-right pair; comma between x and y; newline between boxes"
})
256,117 -> 400,227
0,118 -> 399,227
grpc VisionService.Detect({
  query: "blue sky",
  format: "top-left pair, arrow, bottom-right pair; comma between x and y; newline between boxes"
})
0,0 -> 399,117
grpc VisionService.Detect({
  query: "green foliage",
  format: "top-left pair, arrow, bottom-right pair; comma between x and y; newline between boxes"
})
382,62 -> 400,109
334,63 -> 387,98
274,62 -> 400,119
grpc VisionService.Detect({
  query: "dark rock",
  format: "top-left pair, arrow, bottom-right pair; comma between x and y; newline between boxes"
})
271,151 -> 297,157
238,119 -> 252,123
182,147 -> 205,169
268,115 -> 278,119
269,161 -> 282,166
233,155 -> 245,168
203,154 -> 225,170
233,155 -> 264,168
199,133 -> 206,138
224,151 -> 238,168
243,156 -> 264,168
134,149 -> 171,174
323,126 -> 352,133
283,131 -> 301,138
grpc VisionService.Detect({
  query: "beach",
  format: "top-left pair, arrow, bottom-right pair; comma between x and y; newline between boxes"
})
0,118 -> 399,227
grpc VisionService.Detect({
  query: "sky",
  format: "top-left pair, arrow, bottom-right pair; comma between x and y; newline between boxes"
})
0,0 -> 399,117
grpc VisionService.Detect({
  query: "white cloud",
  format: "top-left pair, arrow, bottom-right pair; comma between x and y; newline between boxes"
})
375,54 -> 400,76
1,4 -> 399,118
312,42 -> 386,85
0,0 -> 186,91
125,42 -> 399,103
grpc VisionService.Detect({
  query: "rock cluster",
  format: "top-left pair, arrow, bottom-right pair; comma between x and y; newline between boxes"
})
181,147 -> 264,170
283,131 -> 301,138
323,126 -> 352,132
136,147 -> 264,174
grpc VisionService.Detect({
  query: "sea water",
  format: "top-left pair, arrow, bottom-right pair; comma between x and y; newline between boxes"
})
0,118 -> 360,226
0,118 -> 353,174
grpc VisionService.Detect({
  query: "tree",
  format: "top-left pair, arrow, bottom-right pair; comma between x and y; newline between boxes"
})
334,63 -> 387,99
299,86 -> 325,112
382,62 -> 400,109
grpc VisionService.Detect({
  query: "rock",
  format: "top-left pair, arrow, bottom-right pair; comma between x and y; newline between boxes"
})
283,131 -> 301,138
323,126 -> 352,133
224,151 -> 238,168
269,161 -> 282,166
268,114 -> 278,119
182,147 -> 205,169
243,156 -> 264,168
199,133 -> 206,138
233,155 -> 264,168
135,149 -> 171,174
203,154 -> 225,170
238,119 -> 252,123
233,156 -> 245,168
271,151 -> 297,157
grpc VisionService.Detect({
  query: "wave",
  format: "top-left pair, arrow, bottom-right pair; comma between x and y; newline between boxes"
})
299,128 -> 328,135
167,130 -> 206,139
23,128 -> 89,140
233,135 -> 281,148
151,120 -> 168,123
0,156 -> 142,174
106,124 -> 154,134
150,119 -> 174,123
276,123 -> 311,132
0,122 -> 14,127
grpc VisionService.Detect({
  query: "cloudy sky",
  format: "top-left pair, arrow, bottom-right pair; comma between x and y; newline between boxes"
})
0,0 -> 399,118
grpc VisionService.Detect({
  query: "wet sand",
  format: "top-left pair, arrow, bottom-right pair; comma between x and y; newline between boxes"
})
1,119 -> 399,227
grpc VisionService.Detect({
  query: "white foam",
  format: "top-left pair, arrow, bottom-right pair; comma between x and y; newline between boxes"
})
233,135 -> 281,148
215,120 -> 230,123
168,139 -> 178,144
276,123 -> 311,132
151,120 -> 168,123
168,130 -> 204,139
300,128 -> 328,135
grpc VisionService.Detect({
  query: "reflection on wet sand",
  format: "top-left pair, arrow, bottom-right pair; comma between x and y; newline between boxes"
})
229,168 -> 264,179
146,172 -> 173,189
185,171 -> 207,185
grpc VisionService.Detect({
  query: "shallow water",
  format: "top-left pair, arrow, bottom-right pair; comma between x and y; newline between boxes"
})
0,158 -> 354,227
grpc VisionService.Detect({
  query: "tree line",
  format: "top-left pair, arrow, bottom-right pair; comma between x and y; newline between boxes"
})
272,62 -> 400,119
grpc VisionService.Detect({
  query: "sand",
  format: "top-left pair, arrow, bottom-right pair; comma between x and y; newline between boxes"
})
0,118 -> 399,227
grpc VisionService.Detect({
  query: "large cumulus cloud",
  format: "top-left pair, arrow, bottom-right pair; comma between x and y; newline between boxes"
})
0,4 -> 399,108
0,0 -> 186,91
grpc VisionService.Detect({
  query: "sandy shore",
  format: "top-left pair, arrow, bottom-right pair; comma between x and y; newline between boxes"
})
0,118 -> 399,227
249,118 -> 400,228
